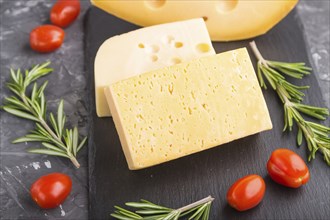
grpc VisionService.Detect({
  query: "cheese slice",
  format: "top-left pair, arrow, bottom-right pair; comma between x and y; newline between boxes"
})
105,48 -> 272,170
91,0 -> 298,41
95,18 -> 215,117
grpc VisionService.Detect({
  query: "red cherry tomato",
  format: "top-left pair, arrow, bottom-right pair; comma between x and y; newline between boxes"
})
30,173 -> 72,209
227,174 -> 266,211
267,148 -> 310,188
30,25 -> 65,53
50,0 -> 81,28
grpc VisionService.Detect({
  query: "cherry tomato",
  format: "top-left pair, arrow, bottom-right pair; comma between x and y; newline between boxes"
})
267,148 -> 310,188
227,174 -> 266,211
30,173 -> 72,209
50,0 -> 81,28
30,25 -> 65,53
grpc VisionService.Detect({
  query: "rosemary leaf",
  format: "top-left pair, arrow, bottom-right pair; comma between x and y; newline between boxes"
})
163,211 -> 180,220
135,209 -> 171,215
295,103 -> 329,120
3,106 -> 39,121
57,100 -> 64,137
77,136 -> 88,153
1,62 -> 87,168
203,203 -> 211,220
297,127 -> 303,146
10,68 -> 18,83
6,83 -> 22,97
111,196 -> 214,220
37,81 -> 48,97
31,83 -> 38,102
13,134 -> 49,143
5,97 -> 29,111
72,127 -> 78,157
320,147 -> 330,164
180,205 -> 200,217
250,41 -> 330,166
126,201 -> 171,210
257,62 -> 266,89
114,206 -> 143,219
143,214 -> 169,220
40,93 -> 46,119
35,123 -> 52,139
41,142 -> 66,153
49,113 -> 59,136
28,148 -> 70,158
65,129 -> 73,155
188,203 -> 208,220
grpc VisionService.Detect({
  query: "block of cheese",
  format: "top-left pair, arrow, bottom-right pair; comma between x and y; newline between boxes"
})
91,0 -> 298,41
104,48 -> 273,170
95,18 -> 215,117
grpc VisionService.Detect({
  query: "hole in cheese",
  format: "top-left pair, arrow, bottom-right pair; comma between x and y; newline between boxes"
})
144,0 -> 166,9
170,57 -> 182,64
138,43 -> 145,48
202,16 -> 208,21
215,0 -> 238,12
174,42 -> 183,48
150,55 -> 158,62
151,45 -> 160,52
145,44 -> 160,53
162,35 -> 175,44
196,43 -> 211,53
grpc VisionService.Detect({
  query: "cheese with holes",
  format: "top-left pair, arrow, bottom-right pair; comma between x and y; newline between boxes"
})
91,0 -> 298,41
104,48 -> 272,170
95,18 -> 215,117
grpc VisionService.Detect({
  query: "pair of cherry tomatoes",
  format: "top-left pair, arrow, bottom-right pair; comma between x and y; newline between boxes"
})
227,148 -> 310,211
30,173 -> 72,209
30,0 -> 80,53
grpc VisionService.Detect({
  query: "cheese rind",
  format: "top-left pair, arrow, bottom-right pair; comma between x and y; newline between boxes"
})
95,18 -> 215,117
91,0 -> 298,41
105,48 -> 272,170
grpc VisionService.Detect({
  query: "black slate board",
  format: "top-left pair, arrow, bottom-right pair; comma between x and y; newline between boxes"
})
84,7 -> 330,220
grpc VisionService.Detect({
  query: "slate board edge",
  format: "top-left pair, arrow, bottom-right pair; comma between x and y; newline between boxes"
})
294,11 -> 330,126
84,7 -> 329,220
83,8 -> 96,218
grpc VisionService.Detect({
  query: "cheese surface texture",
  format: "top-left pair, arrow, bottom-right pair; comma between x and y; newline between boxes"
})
95,18 -> 215,117
105,48 -> 272,170
91,0 -> 298,41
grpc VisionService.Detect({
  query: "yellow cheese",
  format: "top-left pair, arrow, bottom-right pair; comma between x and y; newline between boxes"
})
91,0 -> 298,41
105,48 -> 272,170
95,18 -> 215,117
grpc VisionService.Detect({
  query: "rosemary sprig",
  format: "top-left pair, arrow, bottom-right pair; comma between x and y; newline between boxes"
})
111,196 -> 214,220
250,41 -> 330,165
1,62 -> 87,168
